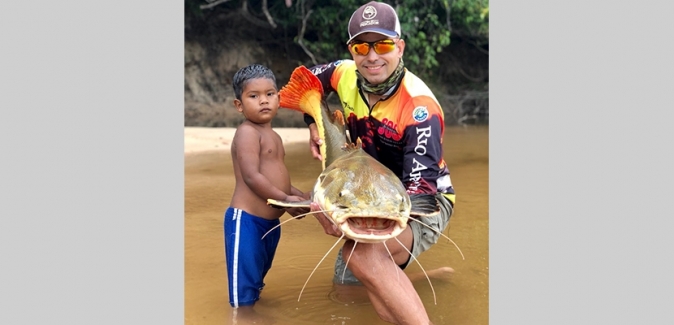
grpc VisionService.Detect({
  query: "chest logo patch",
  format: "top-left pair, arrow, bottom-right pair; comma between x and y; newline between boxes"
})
412,106 -> 429,123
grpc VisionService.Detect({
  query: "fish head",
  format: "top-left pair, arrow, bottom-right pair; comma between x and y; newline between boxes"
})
313,152 -> 411,244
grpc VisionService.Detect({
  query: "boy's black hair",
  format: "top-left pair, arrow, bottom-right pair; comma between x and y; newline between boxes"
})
232,64 -> 277,100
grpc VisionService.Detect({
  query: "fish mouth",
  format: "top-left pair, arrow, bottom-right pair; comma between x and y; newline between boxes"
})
337,216 -> 407,244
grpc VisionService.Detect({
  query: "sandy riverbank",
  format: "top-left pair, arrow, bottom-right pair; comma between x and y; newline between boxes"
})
184,127 -> 309,155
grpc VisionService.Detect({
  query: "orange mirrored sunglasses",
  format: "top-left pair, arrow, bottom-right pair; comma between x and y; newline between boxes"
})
348,39 -> 397,56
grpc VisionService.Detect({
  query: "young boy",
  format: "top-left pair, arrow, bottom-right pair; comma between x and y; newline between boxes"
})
224,64 -> 306,308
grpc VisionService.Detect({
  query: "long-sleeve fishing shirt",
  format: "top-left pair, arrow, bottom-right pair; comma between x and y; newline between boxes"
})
305,60 -> 455,205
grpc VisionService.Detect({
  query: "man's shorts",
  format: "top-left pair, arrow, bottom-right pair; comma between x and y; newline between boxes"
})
332,193 -> 453,285
224,207 -> 281,307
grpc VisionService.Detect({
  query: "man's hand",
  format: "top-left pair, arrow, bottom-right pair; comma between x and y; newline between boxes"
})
308,123 -> 323,161
311,202 -> 342,237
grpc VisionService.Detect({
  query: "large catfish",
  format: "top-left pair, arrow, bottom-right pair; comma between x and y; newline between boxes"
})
268,65 -> 440,243
268,65 -> 463,303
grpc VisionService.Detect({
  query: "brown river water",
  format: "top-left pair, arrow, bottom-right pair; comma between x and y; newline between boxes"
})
185,126 -> 488,325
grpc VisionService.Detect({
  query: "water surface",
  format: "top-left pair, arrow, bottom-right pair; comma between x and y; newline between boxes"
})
185,126 -> 488,324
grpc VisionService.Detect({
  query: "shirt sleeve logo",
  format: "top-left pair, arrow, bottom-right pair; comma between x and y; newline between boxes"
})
412,106 -> 429,123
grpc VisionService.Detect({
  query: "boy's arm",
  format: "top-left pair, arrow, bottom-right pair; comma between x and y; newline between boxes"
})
233,125 -> 292,201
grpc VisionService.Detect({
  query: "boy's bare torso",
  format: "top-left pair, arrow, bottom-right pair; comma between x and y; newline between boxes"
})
230,121 -> 291,220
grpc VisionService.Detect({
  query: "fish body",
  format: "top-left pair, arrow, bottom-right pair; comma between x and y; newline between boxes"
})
271,66 -> 439,243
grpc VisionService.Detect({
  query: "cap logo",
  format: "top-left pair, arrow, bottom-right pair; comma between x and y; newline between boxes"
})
360,5 -> 380,27
362,5 -> 377,19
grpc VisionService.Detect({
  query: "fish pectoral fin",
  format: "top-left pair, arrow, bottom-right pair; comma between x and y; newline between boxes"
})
266,198 -> 312,209
332,109 -> 345,126
409,194 -> 441,217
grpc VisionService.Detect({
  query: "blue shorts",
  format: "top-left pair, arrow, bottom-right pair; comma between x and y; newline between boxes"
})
224,207 -> 281,307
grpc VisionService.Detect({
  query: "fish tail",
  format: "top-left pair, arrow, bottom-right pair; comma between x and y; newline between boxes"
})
279,66 -> 332,169
279,66 -> 324,120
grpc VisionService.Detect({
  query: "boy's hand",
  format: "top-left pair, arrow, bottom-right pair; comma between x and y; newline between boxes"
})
301,191 -> 312,200
284,195 -> 310,219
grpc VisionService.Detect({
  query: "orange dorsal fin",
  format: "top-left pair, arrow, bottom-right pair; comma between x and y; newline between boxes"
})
279,66 -> 324,120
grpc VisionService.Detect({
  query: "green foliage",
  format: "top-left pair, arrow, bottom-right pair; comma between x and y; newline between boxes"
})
394,0 -> 452,77
186,0 -> 488,81
287,0 -> 488,79
185,0 -> 207,19
289,0 -> 360,62
450,0 -> 489,41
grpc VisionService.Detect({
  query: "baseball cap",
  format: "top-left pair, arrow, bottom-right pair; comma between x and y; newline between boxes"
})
347,1 -> 401,44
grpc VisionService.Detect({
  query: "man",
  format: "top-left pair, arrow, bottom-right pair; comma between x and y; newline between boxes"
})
290,2 -> 456,324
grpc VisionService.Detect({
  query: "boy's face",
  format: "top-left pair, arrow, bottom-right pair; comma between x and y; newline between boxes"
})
233,77 -> 279,125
